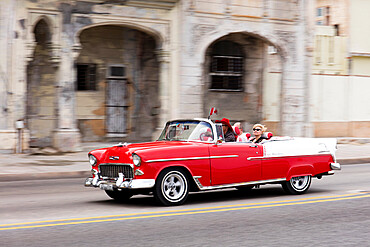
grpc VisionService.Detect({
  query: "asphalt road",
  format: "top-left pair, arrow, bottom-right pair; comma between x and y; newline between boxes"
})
1,164 -> 370,247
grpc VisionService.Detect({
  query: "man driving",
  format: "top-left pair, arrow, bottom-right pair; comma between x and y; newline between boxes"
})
216,118 -> 236,142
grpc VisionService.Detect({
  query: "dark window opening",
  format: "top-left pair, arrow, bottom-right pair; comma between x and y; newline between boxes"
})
211,56 -> 243,73
317,7 -> 323,17
210,76 -> 242,90
209,41 -> 244,91
334,24 -> 340,36
33,19 -> 51,48
77,64 -> 97,91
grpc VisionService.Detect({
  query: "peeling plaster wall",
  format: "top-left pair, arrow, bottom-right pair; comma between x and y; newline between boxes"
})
0,0 -> 174,151
262,49 -> 282,135
203,34 -> 266,125
27,44 -> 57,147
76,25 -> 159,142
0,0 -> 315,152
180,0 -> 307,136
0,0 -> 11,130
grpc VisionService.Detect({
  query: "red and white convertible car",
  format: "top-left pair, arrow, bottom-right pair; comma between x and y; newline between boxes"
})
85,118 -> 341,206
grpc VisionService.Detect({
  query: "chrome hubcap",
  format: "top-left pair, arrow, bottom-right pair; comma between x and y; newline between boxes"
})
162,172 -> 187,202
290,176 -> 310,191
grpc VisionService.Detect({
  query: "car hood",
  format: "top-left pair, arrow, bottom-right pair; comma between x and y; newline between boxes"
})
89,141 -> 210,164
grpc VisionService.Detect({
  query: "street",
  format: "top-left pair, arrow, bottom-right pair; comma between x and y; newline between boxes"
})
1,164 -> 370,246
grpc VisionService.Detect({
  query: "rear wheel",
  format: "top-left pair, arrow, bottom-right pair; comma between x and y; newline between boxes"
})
282,175 -> 311,195
105,189 -> 133,202
154,168 -> 189,206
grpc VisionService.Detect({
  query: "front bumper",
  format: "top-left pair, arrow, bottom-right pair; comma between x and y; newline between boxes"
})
85,177 -> 155,190
330,162 -> 341,170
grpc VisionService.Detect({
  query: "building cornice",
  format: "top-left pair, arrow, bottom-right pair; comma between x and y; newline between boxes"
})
86,0 -> 178,9
350,52 -> 370,57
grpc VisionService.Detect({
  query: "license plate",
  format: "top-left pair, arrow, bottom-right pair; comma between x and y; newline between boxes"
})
99,183 -> 114,191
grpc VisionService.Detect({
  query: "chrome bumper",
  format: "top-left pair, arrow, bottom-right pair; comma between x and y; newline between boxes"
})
85,177 -> 155,190
330,162 -> 341,170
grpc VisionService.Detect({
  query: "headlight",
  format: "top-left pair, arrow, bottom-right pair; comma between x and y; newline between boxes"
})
89,155 -> 97,165
132,153 -> 141,167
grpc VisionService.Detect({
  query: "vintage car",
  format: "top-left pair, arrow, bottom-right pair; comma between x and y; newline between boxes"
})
85,118 -> 341,206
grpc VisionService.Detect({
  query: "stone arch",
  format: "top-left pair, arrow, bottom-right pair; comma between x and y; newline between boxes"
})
202,31 -> 284,134
32,18 -> 52,47
28,15 -> 54,43
74,24 -> 161,142
73,21 -> 165,54
26,18 -> 57,148
26,14 -> 61,64
202,32 -> 286,63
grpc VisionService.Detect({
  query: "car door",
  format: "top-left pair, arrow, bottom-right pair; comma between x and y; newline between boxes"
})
209,142 -> 263,186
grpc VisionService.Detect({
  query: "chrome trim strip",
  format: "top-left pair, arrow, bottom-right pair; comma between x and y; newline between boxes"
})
134,169 -> 144,176
192,177 -> 286,191
109,156 -> 120,160
99,163 -> 134,168
210,155 -> 239,159
247,153 -> 332,161
193,176 -> 203,189
85,178 -> 155,189
146,155 -> 238,163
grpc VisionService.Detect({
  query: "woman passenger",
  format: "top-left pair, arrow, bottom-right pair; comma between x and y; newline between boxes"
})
249,124 -> 267,143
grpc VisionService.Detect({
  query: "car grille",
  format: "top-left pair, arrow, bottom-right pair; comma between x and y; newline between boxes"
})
99,164 -> 134,179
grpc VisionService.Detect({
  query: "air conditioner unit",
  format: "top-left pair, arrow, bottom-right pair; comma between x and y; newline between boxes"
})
107,65 -> 126,79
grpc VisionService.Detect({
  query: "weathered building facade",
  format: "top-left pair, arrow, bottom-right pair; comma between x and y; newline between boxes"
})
311,0 -> 370,137
0,0 -> 312,152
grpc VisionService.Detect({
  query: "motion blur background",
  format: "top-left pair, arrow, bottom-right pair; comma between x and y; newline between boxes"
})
1,0 -> 369,153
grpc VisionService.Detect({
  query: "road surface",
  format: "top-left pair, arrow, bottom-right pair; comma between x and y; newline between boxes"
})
1,164 -> 370,246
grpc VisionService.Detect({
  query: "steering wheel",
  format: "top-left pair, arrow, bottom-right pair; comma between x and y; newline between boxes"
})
199,133 -> 206,141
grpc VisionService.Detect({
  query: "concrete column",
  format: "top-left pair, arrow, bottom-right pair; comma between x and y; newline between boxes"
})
0,2 -> 10,147
280,65 -> 306,137
279,0 -> 311,137
0,0 -> 11,131
153,49 -> 171,138
52,38 -> 81,152
0,1 -> 15,152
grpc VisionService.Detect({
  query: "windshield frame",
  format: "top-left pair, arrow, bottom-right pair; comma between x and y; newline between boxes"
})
157,119 -> 217,143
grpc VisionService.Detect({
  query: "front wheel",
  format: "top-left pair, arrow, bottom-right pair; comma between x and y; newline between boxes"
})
154,168 -> 189,206
105,189 -> 133,202
282,175 -> 311,195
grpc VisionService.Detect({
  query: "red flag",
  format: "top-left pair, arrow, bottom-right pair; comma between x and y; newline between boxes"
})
209,107 -> 218,118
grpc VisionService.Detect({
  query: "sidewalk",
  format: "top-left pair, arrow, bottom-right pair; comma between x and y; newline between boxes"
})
1,141 -> 370,182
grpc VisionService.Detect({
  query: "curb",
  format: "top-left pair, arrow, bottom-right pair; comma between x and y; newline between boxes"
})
337,157 -> 370,165
0,171 -> 91,182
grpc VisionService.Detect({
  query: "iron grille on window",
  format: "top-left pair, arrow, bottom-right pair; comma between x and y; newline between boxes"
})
210,56 -> 243,90
209,40 -> 244,91
211,56 -> 243,73
77,64 -> 97,91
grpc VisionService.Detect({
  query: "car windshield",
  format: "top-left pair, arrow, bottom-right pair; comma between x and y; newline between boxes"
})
158,120 -> 214,142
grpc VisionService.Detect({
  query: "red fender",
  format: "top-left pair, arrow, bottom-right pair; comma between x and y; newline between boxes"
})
154,163 -> 195,180
286,164 -> 314,180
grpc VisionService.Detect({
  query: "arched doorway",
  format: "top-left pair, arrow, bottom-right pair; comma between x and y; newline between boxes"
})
203,33 -> 282,134
76,25 -> 160,142
26,19 -> 57,148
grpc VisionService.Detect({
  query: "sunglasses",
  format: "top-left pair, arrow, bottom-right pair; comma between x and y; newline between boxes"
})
253,128 -> 262,131
222,124 -> 227,127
